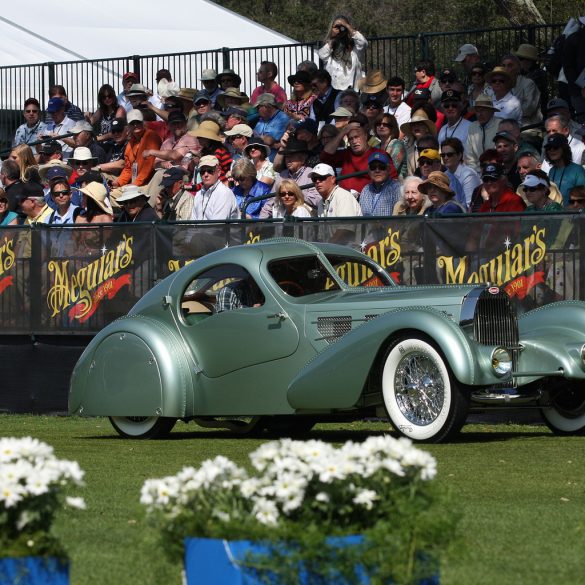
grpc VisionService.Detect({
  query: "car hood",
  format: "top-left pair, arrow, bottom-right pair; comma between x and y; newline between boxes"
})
300,284 -> 480,319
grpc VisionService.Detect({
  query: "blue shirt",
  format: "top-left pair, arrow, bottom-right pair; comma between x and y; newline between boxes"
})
548,163 -> 585,205
254,110 -> 290,160
233,181 -> 272,218
359,179 -> 402,216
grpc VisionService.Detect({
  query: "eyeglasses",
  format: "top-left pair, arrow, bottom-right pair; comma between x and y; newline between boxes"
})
195,101 -> 210,107
524,186 -> 544,192
441,151 -> 457,158
73,160 -> 92,166
376,122 -> 392,128
280,191 -> 296,197
418,159 -> 435,166
25,109 -> 39,113
443,102 -> 459,109
52,189 -> 70,196
199,167 -> 216,175
369,163 -> 387,171
229,135 -> 244,140
491,78 -> 506,84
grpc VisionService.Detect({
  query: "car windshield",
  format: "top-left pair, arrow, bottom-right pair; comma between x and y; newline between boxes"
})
324,254 -> 395,287
268,255 -> 341,297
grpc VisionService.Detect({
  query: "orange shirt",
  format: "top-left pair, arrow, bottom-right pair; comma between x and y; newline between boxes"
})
118,129 -> 162,187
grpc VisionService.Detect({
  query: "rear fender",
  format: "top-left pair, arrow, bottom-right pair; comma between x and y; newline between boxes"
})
68,316 -> 194,417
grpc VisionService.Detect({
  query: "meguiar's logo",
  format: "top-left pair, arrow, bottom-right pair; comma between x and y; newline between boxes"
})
0,236 -> 16,295
437,226 -> 546,298
47,235 -> 133,322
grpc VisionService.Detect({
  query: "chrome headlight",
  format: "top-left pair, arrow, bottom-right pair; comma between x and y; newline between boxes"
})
491,347 -> 512,377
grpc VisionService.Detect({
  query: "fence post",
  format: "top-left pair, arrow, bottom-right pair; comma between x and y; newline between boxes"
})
221,47 -> 231,71
419,34 -> 429,61
47,62 -> 55,90
527,25 -> 536,45
132,55 -> 141,79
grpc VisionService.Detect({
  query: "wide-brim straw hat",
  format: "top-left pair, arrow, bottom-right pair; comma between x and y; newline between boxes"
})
244,139 -> 271,158
513,43 -> 539,62
486,66 -> 512,85
419,171 -> 454,198
216,68 -> 242,86
177,88 -> 197,102
357,70 -> 387,94
216,88 -> 249,110
188,120 -> 223,142
38,160 -> 73,183
79,182 -> 113,215
116,184 -> 149,203
473,94 -> 500,111
400,114 -> 437,139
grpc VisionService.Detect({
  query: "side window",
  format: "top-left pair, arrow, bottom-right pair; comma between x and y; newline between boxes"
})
181,264 -> 264,321
268,255 -> 340,297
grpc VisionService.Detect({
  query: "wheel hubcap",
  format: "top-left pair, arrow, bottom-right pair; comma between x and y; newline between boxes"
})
394,352 -> 445,425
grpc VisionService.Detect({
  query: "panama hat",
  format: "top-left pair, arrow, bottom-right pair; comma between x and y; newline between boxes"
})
357,70 -> 387,94
188,120 -> 223,142
79,182 -> 113,215
38,160 -> 73,183
419,171 -> 454,198
400,114 -> 437,139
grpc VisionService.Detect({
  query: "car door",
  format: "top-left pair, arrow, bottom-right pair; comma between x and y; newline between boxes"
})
177,263 -> 300,378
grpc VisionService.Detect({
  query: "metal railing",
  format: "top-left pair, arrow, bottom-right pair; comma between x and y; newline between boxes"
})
0,23 -> 564,150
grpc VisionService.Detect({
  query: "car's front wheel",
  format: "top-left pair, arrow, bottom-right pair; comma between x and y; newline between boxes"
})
381,336 -> 468,442
109,416 -> 177,439
542,383 -> 585,435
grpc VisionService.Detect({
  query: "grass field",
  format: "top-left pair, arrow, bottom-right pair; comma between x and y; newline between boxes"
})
2,415 -> 585,585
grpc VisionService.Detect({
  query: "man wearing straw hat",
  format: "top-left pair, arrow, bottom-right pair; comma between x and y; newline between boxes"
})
465,94 -> 500,173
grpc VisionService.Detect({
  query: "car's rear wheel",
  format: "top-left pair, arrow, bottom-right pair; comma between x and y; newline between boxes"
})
381,336 -> 468,443
542,383 -> 585,435
109,416 -> 176,439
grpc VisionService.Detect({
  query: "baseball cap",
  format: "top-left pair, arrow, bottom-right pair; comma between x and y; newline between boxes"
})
37,141 -> 62,155
418,148 -> 440,161
309,163 -> 335,179
543,133 -> 569,149
522,174 -> 549,189
160,167 -> 186,187
413,88 -> 431,101
546,98 -> 570,113
482,163 -> 503,180
127,110 -> 144,124
454,43 -> 478,62
368,152 -> 390,166
493,131 -> 517,144
123,72 -> 139,82
110,118 -> 127,133
224,124 -> 253,138
46,98 -> 65,113
167,110 -> 187,124
198,155 -> 220,168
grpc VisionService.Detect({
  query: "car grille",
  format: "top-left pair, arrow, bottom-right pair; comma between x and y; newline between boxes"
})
317,316 -> 353,342
472,288 -> 520,386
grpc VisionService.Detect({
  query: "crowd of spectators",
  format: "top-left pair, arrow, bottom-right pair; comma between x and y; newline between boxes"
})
3,14 -> 585,231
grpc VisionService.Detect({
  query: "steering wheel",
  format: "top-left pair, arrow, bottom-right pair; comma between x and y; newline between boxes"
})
278,280 -> 304,297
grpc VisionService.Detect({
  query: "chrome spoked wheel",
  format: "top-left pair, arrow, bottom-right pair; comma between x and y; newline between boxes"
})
394,351 -> 445,426
109,416 -> 176,439
381,337 -> 468,442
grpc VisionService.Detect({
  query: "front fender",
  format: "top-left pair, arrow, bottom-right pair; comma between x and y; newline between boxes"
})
68,315 -> 194,418
288,307 -> 498,410
518,301 -> 585,379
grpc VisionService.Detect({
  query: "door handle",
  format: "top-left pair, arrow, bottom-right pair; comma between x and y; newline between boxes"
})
267,312 -> 287,321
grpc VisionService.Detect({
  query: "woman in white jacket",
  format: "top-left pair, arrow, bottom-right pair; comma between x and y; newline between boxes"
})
318,15 -> 367,91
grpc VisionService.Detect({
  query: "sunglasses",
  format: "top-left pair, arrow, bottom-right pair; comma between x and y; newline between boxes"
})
418,159 -> 435,166
376,122 -> 392,128
280,191 -> 296,197
311,175 -> 330,182
199,167 -> 216,175
441,151 -> 457,158
365,103 -> 380,109
491,78 -> 506,84
25,109 -> 39,113
73,160 -> 92,166
52,189 -> 70,196
524,186 -> 544,192
369,163 -> 387,171
443,102 -> 459,109
471,70 -> 485,76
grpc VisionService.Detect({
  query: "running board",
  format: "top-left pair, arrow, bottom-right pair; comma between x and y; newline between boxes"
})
471,388 -> 542,405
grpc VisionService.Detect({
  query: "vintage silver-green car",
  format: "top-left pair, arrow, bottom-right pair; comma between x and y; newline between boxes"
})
69,238 -> 585,442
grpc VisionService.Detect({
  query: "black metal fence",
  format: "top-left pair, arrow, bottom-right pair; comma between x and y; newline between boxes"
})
0,23 -> 564,150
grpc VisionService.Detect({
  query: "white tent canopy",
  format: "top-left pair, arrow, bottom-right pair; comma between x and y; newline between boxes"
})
0,0 -> 296,64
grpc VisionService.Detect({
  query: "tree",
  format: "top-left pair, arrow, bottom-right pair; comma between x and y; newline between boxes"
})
493,0 -> 546,25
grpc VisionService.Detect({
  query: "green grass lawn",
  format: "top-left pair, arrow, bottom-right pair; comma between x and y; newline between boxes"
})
2,415 -> 585,585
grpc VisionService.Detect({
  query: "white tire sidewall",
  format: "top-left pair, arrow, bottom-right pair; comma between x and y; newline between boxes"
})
542,408 -> 585,433
110,416 -> 159,437
382,338 -> 452,441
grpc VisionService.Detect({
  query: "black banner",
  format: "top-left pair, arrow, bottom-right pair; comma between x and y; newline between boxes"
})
1,214 -> 583,335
